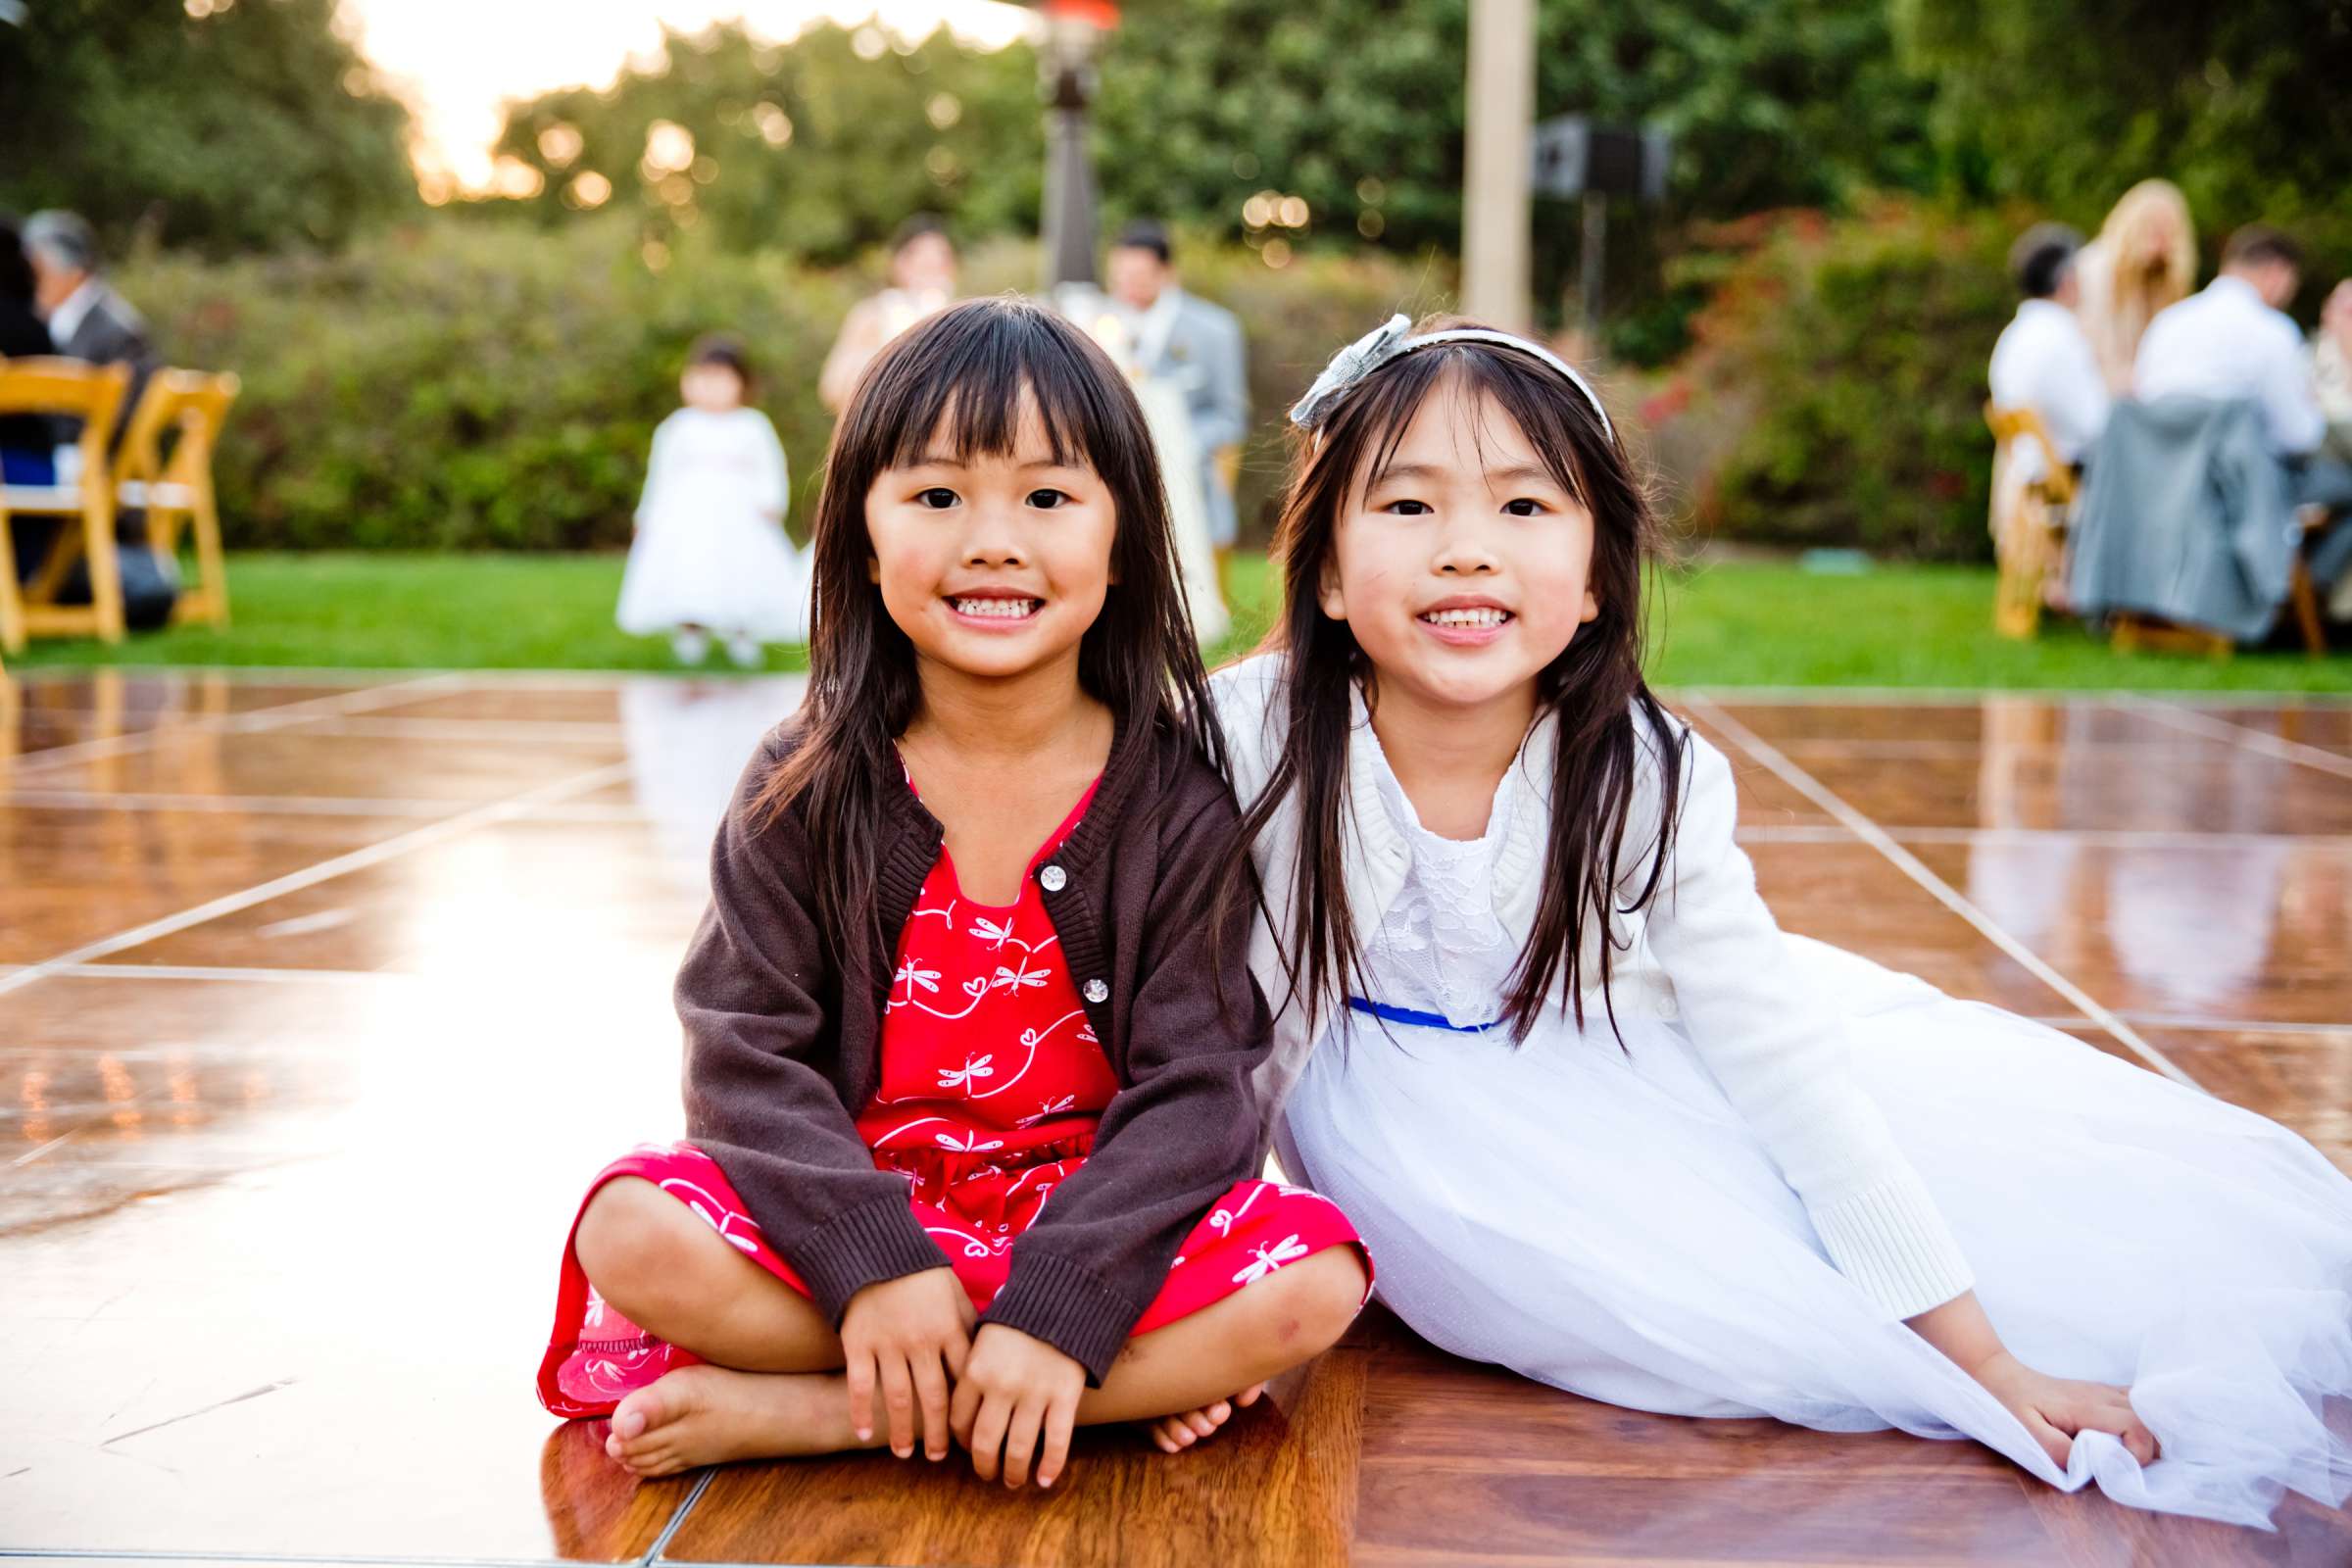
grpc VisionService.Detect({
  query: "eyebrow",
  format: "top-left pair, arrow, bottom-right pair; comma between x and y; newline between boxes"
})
910,452 -> 1086,471
1369,460 -> 1558,486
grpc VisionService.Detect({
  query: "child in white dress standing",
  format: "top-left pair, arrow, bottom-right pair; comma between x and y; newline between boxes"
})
617,335 -> 809,667
1206,313 -> 2352,1528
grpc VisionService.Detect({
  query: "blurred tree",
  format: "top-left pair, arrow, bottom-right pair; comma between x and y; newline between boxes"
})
0,0 -> 416,254
1090,0 -> 1937,258
491,22 -> 1044,264
1897,0 -> 2352,240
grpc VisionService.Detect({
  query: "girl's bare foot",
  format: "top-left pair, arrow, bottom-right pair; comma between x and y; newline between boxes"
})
1145,1382 -> 1265,1454
605,1363 -> 875,1477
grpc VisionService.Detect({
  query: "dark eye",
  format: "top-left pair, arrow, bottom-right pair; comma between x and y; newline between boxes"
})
1384,498 -> 1432,515
1027,488 -> 1071,510
916,487 -> 957,509
1502,498 -> 1545,516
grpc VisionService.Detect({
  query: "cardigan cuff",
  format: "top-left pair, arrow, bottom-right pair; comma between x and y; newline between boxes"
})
790,1193 -> 953,1324
978,1250 -> 1145,1386
1809,1168 -> 1976,1321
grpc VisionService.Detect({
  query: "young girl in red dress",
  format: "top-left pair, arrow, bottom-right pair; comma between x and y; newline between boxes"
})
536,298 -> 1369,1489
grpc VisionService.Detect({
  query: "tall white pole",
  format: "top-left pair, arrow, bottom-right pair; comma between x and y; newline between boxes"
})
1461,0 -> 1535,330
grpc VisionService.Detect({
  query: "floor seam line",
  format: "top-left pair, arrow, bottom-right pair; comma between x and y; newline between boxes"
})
642,1468 -> 716,1564
4,671 -> 465,778
1685,697 -> 2204,1091
0,758 -> 634,1000
2108,692 -> 2352,781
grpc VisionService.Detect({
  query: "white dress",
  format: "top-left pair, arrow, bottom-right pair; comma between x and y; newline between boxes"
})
615,408 -> 809,642
1282,729 -> 2352,1529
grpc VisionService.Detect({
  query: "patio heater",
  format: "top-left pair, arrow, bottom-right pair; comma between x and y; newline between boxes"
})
1036,0 -> 1117,290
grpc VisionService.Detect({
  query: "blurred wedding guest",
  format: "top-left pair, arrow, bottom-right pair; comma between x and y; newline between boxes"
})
1989,223 -> 2109,483
2074,179 -> 2196,394
615,334 -> 806,669
1104,220 -> 1250,564
0,213 -> 57,486
24,210 -> 158,443
816,214 -> 956,413
2312,280 -> 2352,467
2137,225 -> 2352,574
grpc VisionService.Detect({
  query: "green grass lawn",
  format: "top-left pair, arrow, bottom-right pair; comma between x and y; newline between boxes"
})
8,551 -> 2352,693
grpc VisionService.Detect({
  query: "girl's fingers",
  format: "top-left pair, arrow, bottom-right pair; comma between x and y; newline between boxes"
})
879,1352 -> 917,1458
912,1350 -> 953,1461
968,1392 -> 1011,1484
949,1368 -> 981,1448
1037,1396 -> 1077,1489
846,1349 -> 877,1444
943,1322 -> 973,1382
2024,1408 -> 2075,1470
1002,1396 -> 1043,1489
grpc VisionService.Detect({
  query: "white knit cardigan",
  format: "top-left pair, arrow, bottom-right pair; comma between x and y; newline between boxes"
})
1210,653 -> 1975,1320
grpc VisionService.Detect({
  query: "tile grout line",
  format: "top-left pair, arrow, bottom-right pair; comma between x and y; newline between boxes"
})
1734,822 -> 2349,850
1684,697 -> 2204,1091
640,1468 -> 717,1565
4,672 -> 466,777
2108,692 -> 2352,782
0,759 -> 635,1002
0,1550 -> 637,1566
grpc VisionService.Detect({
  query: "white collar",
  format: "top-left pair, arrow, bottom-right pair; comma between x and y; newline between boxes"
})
46,276 -> 103,345
2207,274 -> 2265,311
1343,683 -> 1553,932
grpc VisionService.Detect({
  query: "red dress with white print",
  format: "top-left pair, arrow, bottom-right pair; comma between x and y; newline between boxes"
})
537,777 -> 1366,1418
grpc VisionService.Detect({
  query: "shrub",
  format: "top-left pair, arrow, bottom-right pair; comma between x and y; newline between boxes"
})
114,217 -> 1437,550
1644,201 -> 2019,561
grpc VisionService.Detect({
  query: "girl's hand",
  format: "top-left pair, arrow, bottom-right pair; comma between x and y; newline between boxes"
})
949,1323 -> 1087,1488
838,1268 -> 975,1461
1971,1349 -> 2160,1470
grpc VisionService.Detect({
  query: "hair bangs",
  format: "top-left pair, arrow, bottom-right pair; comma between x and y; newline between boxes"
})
870,306 -> 1124,478
1343,347 -> 1598,515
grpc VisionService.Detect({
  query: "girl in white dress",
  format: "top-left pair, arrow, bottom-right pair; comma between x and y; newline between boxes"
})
1206,314 -> 2352,1528
616,335 -> 809,666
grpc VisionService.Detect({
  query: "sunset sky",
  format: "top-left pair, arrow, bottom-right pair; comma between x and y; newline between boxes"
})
338,1 -> 1037,193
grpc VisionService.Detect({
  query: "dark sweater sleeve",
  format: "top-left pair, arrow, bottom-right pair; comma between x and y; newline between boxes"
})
679,738 -> 948,1323
980,779 -> 1272,1382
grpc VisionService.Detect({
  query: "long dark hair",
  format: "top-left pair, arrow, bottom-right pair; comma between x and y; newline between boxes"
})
1217,315 -> 1684,1043
756,295 -> 1219,962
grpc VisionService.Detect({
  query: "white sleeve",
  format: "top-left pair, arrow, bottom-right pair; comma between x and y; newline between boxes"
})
635,418 -> 674,528
754,416 -> 790,517
2262,324 -> 2326,456
2048,329 -> 2111,460
1631,727 -> 1975,1318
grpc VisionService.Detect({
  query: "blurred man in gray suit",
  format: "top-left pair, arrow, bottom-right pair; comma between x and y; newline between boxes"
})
1105,220 -> 1250,567
25,209 -> 159,444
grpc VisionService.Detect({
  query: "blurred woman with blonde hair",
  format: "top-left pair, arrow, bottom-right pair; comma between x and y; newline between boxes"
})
2074,179 -> 2197,393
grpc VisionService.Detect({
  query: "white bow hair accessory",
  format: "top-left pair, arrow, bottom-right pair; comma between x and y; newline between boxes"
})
1287,312 -> 1613,441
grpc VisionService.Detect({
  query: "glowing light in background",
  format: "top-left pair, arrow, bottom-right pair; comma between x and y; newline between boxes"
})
338,0 -> 1038,195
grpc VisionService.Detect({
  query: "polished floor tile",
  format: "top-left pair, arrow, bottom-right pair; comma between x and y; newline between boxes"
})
12,726 -> 625,804
0,806 -> 424,963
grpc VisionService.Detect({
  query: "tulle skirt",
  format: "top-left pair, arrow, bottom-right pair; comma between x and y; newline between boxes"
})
1282,935 -> 2352,1528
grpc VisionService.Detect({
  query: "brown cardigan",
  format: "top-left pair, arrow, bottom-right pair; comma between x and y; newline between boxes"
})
676,712 -> 1273,1383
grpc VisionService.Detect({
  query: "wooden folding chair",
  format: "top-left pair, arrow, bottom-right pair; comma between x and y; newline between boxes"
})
1984,403 -> 2077,639
112,369 -> 240,628
0,358 -> 132,651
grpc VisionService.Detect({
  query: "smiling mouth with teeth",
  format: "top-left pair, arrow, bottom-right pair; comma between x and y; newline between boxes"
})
949,595 -> 1044,619
1419,607 -> 1512,628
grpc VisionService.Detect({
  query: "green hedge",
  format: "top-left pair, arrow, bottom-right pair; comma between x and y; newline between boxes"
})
114,218 -> 1437,552
1643,201 -> 2018,561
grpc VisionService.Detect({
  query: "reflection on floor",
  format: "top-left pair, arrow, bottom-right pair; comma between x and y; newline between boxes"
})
4,669 -> 2348,1566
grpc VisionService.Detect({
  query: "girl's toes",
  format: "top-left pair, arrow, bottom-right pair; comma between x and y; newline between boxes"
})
1235,1383 -> 1265,1408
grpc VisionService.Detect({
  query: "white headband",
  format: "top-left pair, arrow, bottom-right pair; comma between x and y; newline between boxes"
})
1288,313 -> 1613,441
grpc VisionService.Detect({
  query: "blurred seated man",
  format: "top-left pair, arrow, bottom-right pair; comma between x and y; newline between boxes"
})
2136,224 -> 2352,587
24,209 -> 160,448
1989,222 -> 2109,484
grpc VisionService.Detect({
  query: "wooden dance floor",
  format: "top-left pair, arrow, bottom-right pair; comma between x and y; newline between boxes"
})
4,668 -> 2349,1566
